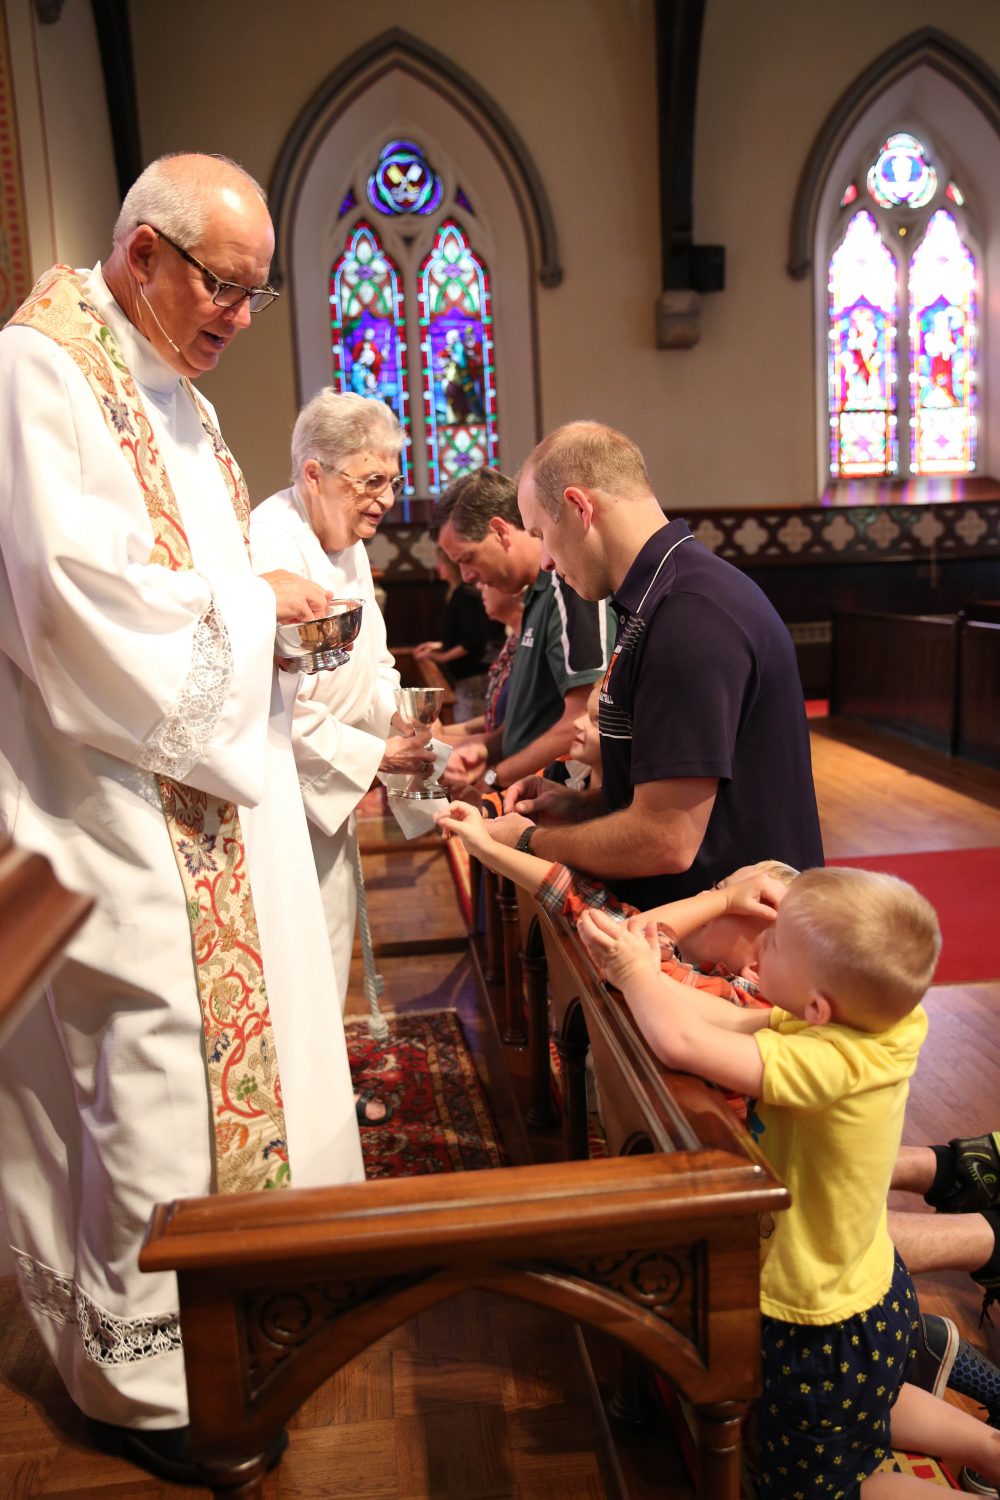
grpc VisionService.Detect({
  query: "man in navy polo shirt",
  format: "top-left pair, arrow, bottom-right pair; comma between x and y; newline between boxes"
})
435,468 -> 613,793
493,421 -> 823,909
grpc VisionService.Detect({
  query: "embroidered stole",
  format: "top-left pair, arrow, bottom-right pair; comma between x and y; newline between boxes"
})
7,265 -> 290,1193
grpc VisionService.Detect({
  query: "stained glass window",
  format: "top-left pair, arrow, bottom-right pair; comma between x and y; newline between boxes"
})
367,140 -> 443,217
828,211 -> 899,477
825,127 -> 982,484
329,222 -> 412,491
329,139 -> 504,500
909,210 -> 977,474
867,132 -> 937,209
418,220 -> 498,493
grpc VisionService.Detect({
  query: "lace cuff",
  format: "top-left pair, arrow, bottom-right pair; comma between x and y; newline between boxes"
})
136,601 -> 233,782
13,1246 -> 182,1366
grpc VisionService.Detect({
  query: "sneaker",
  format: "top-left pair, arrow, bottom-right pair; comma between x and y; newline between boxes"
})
959,1410 -> 1000,1495
927,1133 -> 1000,1215
960,1460 -> 999,1496
970,1209 -> 1000,1327
909,1313 -> 959,1398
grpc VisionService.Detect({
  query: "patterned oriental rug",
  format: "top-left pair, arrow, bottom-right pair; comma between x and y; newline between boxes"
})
346,1009 -> 505,1178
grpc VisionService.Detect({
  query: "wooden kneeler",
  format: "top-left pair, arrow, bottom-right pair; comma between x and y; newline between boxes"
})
142,1150 -> 787,1499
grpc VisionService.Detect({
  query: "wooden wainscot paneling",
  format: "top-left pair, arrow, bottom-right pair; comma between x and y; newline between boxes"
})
958,620 -> 1000,767
831,610 -> 958,752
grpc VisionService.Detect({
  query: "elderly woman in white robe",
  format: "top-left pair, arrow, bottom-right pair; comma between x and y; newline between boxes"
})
250,392 -> 429,1108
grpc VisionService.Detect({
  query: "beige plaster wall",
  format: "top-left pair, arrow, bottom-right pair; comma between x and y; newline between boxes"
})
126,0 -> 1000,509
6,0 -> 118,277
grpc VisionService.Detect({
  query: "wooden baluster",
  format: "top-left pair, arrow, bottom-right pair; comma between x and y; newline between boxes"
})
555,1030 -> 590,1159
607,1349 -> 653,1428
482,866 -> 503,981
523,927 -> 557,1128
467,846 -> 483,934
498,876 -> 526,1044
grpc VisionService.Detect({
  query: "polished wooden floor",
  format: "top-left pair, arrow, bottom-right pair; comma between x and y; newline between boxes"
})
1,719 -> 999,1498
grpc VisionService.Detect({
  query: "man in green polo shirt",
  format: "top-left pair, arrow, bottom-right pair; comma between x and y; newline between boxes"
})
435,468 -> 614,793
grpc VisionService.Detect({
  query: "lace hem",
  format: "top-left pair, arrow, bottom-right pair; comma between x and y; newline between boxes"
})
13,1247 -> 182,1367
135,601 -> 234,782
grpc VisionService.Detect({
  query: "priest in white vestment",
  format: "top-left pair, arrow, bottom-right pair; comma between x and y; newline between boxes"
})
250,391 -> 432,1037
0,154 -> 363,1483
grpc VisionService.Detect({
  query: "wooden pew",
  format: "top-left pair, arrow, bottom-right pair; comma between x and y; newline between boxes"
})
143,1144 -> 785,1499
958,619 -> 1000,766
831,608 -> 958,753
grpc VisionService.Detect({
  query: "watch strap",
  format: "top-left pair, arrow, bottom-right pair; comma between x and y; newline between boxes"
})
515,825 -> 536,854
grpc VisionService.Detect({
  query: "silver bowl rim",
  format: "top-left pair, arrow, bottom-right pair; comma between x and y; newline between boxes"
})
275,598 -> 365,655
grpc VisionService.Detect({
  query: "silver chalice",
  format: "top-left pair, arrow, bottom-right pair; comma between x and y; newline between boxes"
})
275,598 -> 363,673
393,685 -> 446,799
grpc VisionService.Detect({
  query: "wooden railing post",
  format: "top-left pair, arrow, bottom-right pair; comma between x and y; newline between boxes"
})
481,867 -> 503,981
554,1030 -> 591,1160
522,930 -> 557,1128
692,1400 -> 747,1500
497,876 -> 526,1044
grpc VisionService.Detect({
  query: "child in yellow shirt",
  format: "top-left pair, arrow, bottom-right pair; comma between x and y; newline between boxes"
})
577,867 -> 999,1497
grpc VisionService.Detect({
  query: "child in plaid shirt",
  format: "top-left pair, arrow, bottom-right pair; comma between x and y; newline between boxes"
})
439,798 -> 789,1010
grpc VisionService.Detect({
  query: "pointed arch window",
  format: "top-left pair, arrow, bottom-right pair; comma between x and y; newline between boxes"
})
828,210 -> 899,477
909,210 -> 977,474
330,222 -> 412,489
328,139 -> 501,505
826,131 -> 980,482
419,220 -> 498,492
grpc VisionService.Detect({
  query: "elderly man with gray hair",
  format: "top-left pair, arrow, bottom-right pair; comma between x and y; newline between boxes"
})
250,390 -> 431,1038
0,153 -> 365,1483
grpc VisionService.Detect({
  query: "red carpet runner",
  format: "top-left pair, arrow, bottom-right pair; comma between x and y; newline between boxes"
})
346,1009 -> 505,1177
837,846 -> 1000,984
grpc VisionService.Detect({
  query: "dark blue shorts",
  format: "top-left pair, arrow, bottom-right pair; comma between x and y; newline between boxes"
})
755,1252 -> 919,1500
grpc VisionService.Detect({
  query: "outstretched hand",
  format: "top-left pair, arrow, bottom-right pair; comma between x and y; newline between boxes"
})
721,873 -> 786,923
502,776 -> 586,823
577,909 -> 662,990
434,800 -> 493,854
442,742 -> 489,790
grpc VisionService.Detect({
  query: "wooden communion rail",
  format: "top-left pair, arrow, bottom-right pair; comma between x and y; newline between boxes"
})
142,1145 -> 784,1499
140,833 -> 787,1499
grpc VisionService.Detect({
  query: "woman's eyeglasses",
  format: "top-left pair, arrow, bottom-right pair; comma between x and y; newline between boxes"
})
321,465 -> 405,498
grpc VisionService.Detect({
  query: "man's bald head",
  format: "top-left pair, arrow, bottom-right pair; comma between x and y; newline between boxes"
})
113,153 -> 268,253
519,420 -> 654,520
104,152 -> 274,381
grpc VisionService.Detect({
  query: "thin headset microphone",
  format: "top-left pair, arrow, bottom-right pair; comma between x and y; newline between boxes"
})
138,283 -> 181,355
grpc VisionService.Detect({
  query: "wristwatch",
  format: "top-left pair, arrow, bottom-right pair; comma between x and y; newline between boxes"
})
515,825 -> 536,853
483,767 -> 499,788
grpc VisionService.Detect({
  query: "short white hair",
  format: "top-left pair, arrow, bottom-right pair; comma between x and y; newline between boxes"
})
112,152 -> 267,249
291,389 -> 403,480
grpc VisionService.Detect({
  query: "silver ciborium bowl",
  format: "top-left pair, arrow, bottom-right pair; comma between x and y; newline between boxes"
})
275,598 -> 364,673
394,685 -> 446,799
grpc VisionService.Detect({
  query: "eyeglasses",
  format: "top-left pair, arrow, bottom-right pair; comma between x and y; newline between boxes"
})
146,225 -> 279,313
318,463 -> 405,498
